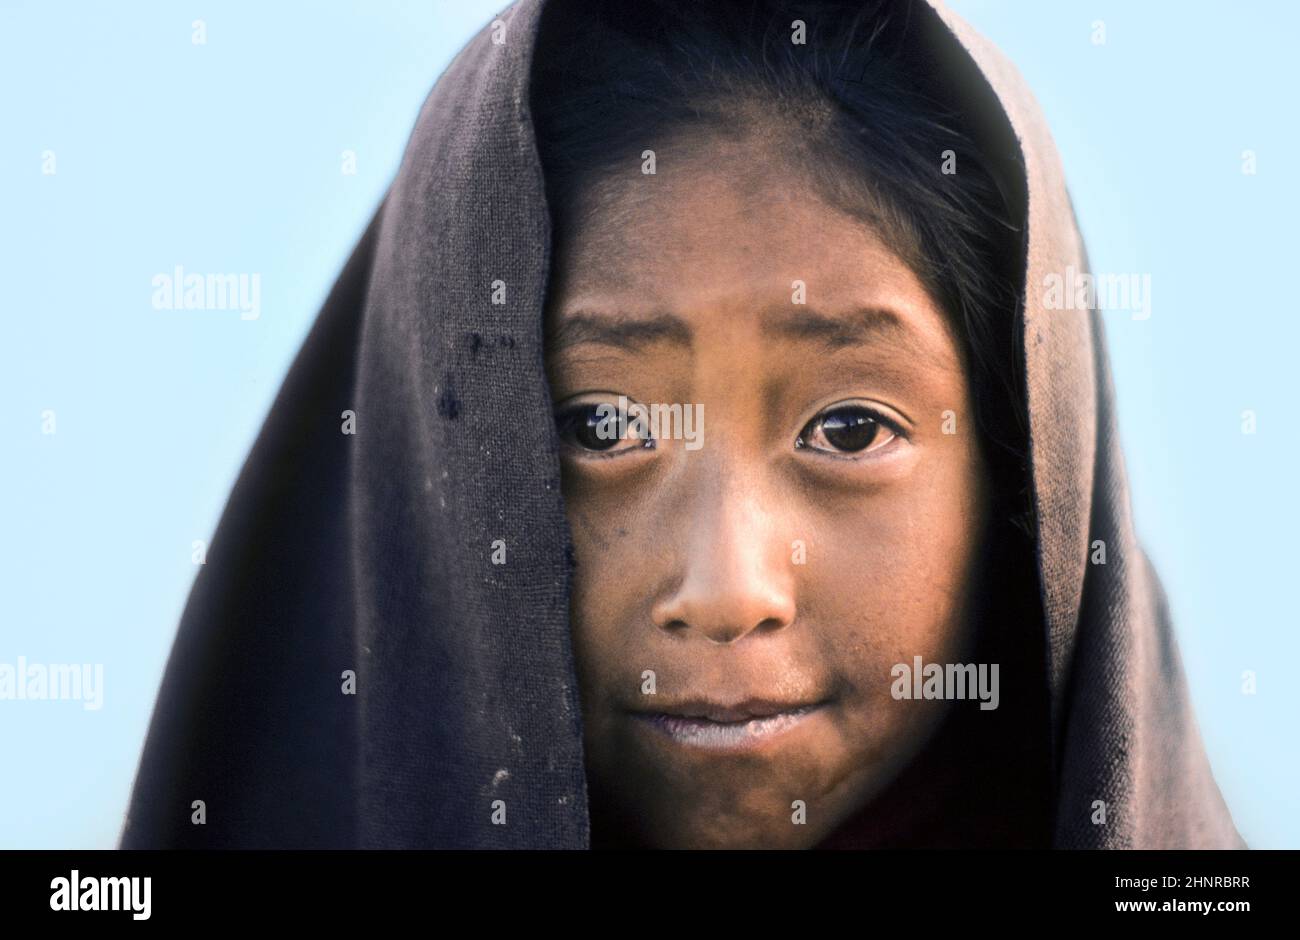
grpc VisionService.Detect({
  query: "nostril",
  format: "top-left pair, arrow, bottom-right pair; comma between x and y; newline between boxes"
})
652,587 -> 798,642
700,620 -> 776,645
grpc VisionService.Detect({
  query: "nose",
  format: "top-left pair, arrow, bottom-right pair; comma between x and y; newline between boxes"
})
650,474 -> 797,644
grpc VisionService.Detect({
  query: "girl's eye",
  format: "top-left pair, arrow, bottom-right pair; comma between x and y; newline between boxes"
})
796,404 -> 899,455
556,402 -> 656,455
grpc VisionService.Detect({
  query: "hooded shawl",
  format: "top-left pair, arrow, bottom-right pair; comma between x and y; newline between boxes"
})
119,0 -> 1245,850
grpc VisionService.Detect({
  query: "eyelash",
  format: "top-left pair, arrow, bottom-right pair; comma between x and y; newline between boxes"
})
554,401 -> 656,459
794,403 -> 908,460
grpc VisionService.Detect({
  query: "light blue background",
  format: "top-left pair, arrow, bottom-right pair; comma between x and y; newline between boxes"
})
1,0 -> 1294,848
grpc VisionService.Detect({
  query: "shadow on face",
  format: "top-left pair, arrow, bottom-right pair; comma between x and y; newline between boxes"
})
543,137 -> 992,849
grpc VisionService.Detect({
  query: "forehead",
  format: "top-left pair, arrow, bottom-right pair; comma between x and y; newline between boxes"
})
548,142 -> 959,359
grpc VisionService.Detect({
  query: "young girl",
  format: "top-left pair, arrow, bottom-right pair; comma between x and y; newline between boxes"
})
121,0 -> 1244,850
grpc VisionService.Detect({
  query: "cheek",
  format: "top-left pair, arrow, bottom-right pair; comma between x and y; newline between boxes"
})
830,431 -> 984,613
559,473 -> 659,709
804,435 -> 989,725
817,474 -> 984,659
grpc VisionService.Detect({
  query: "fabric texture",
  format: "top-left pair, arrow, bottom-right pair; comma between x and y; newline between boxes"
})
120,0 -> 1244,849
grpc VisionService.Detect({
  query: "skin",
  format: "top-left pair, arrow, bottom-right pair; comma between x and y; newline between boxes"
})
543,135 -> 992,849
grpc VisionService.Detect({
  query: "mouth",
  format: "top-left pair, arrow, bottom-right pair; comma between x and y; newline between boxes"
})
627,698 -> 831,752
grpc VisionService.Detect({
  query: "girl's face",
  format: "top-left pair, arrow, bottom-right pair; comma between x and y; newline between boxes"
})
544,139 -> 991,848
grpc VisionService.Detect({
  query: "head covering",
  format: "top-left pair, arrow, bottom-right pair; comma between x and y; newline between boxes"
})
120,0 -> 1244,849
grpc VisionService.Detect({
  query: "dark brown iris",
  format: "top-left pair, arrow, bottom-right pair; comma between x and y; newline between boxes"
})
798,405 -> 884,453
557,404 -> 652,452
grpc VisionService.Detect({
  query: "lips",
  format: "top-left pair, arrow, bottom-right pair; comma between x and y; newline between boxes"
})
627,697 -> 831,751
638,698 -> 825,723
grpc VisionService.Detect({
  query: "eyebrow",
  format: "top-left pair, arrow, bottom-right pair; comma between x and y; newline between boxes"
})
763,306 -> 920,352
546,305 -> 940,362
546,310 -> 693,354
